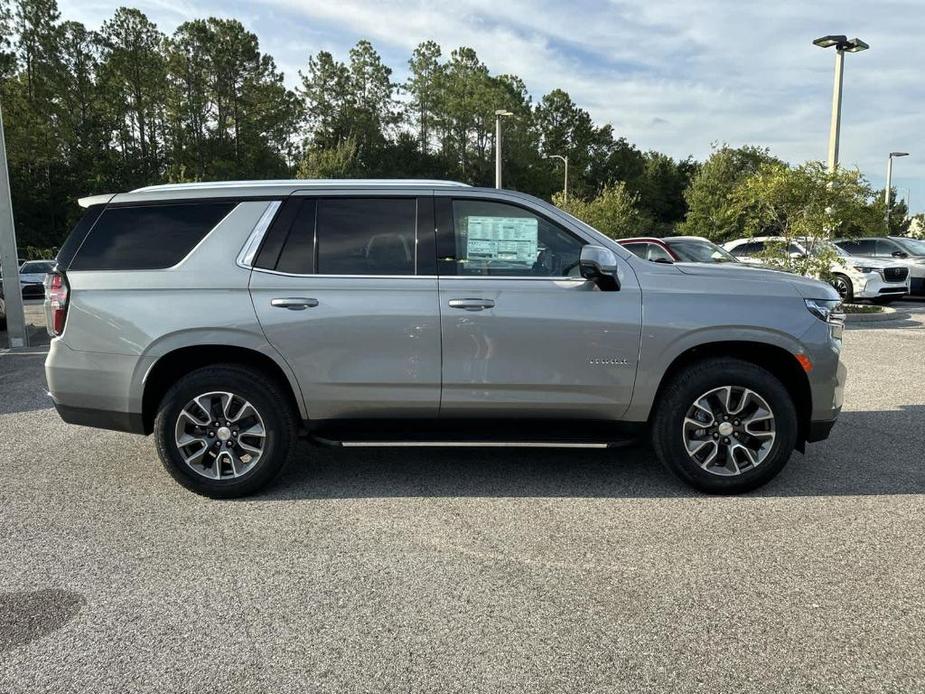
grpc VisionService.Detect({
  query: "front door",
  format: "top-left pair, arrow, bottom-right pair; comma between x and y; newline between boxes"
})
435,196 -> 642,420
250,195 -> 441,420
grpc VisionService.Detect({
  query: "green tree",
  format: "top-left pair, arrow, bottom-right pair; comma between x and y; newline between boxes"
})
405,40 -> 442,154
99,8 -> 167,184
298,50 -> 349,149
0,0 -> 16,78
883,190 -> 910,235
678,144 -> 781,241
633,151 -> 697,230
732,160 -> 884,278
298,136 -> 358,178
554,182 -> 652,238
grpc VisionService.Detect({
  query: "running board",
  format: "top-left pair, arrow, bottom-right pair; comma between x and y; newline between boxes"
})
337,441 -> 611,449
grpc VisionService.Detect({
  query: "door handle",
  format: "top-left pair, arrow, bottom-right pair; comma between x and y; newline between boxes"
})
271,297 -> 319,310
448,298 -> 495,311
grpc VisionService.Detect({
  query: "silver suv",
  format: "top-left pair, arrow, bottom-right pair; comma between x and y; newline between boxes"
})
44,180 -> 847,497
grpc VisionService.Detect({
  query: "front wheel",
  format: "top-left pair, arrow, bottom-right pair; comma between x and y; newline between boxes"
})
651,358 -> 798,494
830,273 -> 854,303
154,365 -> 296,498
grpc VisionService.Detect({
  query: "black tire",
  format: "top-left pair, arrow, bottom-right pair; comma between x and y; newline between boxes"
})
830,273 -> 854,303
651,358 -> 798,494
154,364 -> 296,498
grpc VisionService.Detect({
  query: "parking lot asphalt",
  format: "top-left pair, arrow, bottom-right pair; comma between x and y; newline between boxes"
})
1,306 -> 924,693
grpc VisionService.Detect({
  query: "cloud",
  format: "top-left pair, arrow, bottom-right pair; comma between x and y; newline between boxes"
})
58,0 -> 925,212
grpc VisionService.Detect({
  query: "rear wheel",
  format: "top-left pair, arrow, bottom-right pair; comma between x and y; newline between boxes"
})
830,273 -> 853,303
154,365 -> 296,498
652,358 -> 798,494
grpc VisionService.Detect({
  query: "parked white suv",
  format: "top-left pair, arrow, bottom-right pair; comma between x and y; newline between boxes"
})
723,236 -> 910,303
834,236 -> 925,296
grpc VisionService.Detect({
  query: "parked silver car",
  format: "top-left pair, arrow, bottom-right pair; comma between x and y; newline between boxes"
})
835,236 -> 925,295
45,180 -> 846,497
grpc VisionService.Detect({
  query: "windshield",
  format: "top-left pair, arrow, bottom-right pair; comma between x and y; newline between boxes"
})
20,261 -> 55,274
666,239 -> 738,263
894,237 -> 925,255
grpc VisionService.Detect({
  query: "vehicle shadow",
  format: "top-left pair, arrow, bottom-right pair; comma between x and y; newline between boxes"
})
255,406 -> 925,501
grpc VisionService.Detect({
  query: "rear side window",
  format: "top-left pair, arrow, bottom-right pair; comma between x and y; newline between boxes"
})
70,202 -> 235,271
272,198 -> 417,276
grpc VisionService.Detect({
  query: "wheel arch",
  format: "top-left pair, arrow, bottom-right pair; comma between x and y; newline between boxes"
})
141,344 -> 306,435
649,340 -> 813,448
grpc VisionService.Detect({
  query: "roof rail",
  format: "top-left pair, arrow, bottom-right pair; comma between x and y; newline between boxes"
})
131,179 -> 471,193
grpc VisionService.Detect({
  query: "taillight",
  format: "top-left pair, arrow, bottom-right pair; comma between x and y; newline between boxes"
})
45,271 -> 69,336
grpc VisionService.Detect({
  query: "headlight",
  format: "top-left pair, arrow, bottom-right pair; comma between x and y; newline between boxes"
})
805,298 -> 844,323
852,266 -> 876,274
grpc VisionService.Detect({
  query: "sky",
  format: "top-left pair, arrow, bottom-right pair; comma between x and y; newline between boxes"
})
61,0 -> 925,213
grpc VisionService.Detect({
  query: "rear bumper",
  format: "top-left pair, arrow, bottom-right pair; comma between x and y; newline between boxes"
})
54,402 -> 146,434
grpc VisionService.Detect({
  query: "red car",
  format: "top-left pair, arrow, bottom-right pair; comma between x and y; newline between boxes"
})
618,236 -> 740,264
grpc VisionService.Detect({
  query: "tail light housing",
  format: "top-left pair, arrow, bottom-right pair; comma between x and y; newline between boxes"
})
45,271 -> 69,336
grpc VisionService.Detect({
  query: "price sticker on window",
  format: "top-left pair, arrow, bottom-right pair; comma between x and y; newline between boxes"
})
465,216 -> 538,264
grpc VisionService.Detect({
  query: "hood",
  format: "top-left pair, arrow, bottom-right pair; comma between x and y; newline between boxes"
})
673,261 -> 838,300
834,254 -> 897,270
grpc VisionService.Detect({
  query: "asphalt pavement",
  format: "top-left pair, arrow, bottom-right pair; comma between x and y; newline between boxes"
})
1,305 -> 923,693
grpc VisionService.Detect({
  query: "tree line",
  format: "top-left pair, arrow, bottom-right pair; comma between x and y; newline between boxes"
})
0,0 -> 700,249
0,0 -> 909,255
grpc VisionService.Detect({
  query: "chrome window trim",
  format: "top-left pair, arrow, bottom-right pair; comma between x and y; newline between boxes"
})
249,266 -> 583,282
236,200 -> 282,269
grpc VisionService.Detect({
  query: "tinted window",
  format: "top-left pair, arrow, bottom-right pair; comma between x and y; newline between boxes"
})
647,244 -> 674,262
56,204 -> 106,269
875,239 -> 900,256
273,199 -> 318,275
21,261 -> 55,273
314,198 -> 416,276
622,242 -> 648,259
71,202 -> 235,271
667,240 -> 737,263
445,199 -> 583,276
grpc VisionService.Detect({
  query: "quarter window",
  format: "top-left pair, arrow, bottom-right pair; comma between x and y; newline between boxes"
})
70,202 -> 235,271
443,199 -> 583,277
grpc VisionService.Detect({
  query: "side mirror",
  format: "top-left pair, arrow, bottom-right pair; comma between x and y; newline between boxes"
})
892,250 -> 909,259
579,245 -> 620,291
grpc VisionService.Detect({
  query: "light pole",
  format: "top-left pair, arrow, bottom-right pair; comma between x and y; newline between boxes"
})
885,151 -> 910,220
494,109 -> 513,189
0,101 -> 28,348
813,35 -> 869,172
546,154 -> 568,202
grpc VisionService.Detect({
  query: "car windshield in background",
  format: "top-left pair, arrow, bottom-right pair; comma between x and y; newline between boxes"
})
20,261 -> 55,274
895,237 -> 925,255
666,239 -> 738,263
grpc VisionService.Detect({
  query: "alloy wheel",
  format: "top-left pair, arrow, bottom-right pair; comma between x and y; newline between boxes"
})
681,385 -> 776,476
174,391 -> 266,480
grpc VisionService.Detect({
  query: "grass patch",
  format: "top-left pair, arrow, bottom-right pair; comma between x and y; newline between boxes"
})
843,303 -> 884,314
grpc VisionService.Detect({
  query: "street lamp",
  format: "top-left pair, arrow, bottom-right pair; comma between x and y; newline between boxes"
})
494,109 -> 513,189
885,151 -> 910,213
545,154 -> 569,203
813,35 -> 869,171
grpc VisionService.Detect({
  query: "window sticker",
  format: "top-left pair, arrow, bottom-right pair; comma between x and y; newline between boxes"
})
465,216 -> 538,264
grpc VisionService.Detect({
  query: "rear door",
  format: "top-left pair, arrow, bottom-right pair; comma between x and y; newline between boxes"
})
435,194 -> 641,420
249,193 -> 441,420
